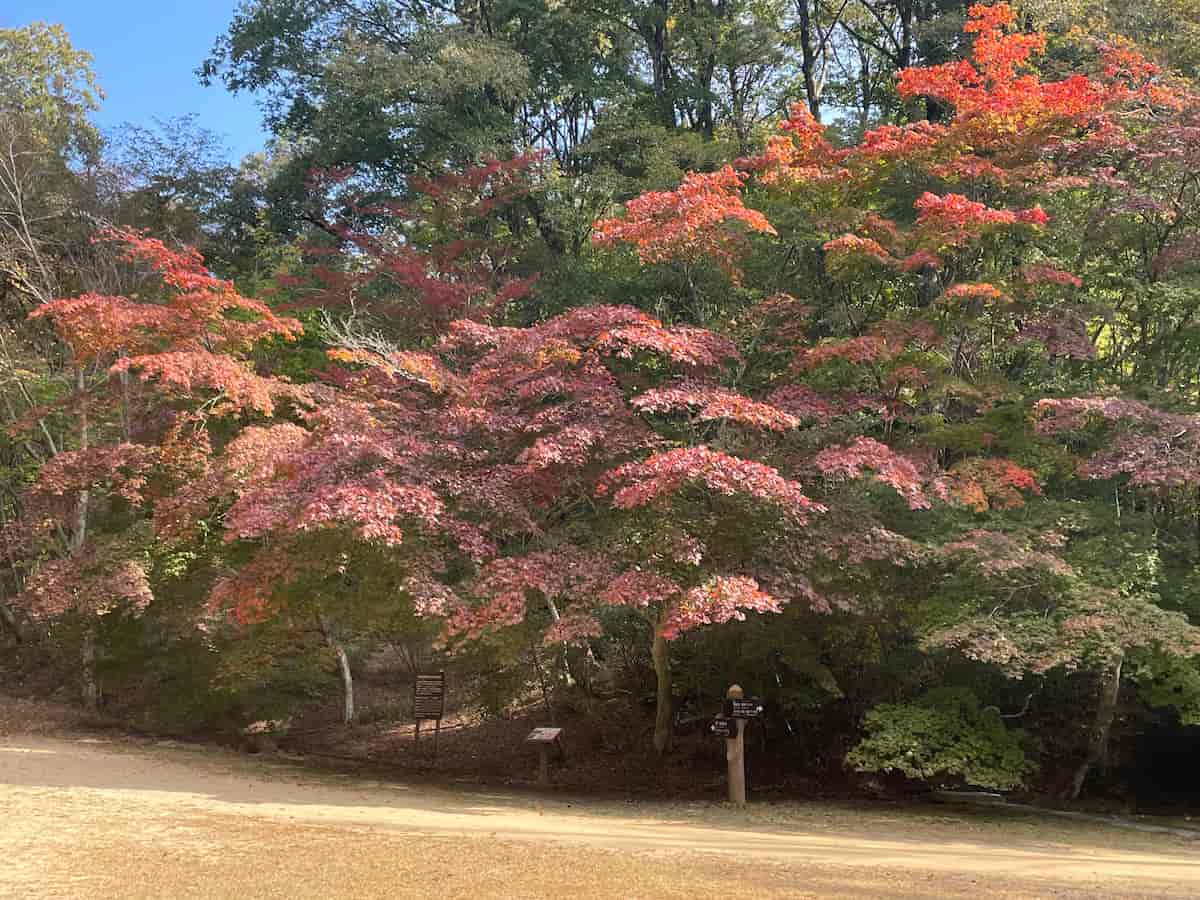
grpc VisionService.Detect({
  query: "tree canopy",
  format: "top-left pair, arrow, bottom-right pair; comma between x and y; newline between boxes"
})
5,2 -> 1200,804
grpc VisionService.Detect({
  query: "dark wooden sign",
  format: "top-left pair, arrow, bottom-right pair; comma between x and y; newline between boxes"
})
413,672 -> 446,721
708,715 -> 736,738
725,698 -> 764,719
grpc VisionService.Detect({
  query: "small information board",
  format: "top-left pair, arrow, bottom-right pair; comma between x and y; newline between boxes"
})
413,672 -> 447,721
526,727 -> 564,786
725,698 -> 764,719
526,727 -> 564,743
708,716 -> 736,738
413,672 -> 446,758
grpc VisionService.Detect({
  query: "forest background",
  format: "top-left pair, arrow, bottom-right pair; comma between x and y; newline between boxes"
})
4,0 -> 1200,807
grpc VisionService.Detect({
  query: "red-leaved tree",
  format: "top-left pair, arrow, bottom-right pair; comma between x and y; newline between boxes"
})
12,228 -> 304,707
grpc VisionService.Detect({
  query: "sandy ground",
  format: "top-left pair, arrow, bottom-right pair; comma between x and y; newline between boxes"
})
3,734 -> 1200,899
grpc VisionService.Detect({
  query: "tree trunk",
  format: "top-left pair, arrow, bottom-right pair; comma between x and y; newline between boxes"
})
0,599 -> 20,643
529,635 -> 556,722
72,367 -> 89,554
333,640 -> 354,724
651,625 -> 672,755
72,367 -> 96,711
856,40 -> 873,130
726,65 -> 751,154
796,1 -> 823,121
1068,653 -> 1124,801
543,596 -> 574,685
118,361 -> 132,444
544,595 -> 596,689
647,0 -> 676,129
697,53 -> 717,137
898,0 -> 914,70
693,0 -> 722,138
317,612 -> 354,724
80,626 -> 98,712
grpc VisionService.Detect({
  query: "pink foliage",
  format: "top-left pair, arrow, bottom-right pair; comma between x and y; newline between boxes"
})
597,446 -> 824,523
660,576 -> 783,639
21,556 -> 153,620
1021,264 -> 1083,287
544,613 -> 603,646
814,437 -> 931,510
941,529 -> 1074,577
24,444 -> 157,531
633,382 -> 799,430
599,570 -> 683,608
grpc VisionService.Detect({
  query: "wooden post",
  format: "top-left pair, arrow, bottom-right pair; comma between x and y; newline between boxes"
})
726,684 -> 747,806
526,727 -> 563,787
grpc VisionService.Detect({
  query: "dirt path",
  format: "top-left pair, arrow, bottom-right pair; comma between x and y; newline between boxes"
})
3,734 -> 1199,898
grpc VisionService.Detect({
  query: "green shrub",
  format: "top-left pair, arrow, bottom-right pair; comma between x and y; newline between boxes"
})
846,687 -> 1032,791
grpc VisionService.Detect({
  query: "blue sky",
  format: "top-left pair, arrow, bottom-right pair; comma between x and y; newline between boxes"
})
3,1 -> 267,162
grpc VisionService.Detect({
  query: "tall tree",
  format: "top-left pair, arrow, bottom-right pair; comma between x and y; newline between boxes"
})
11,229 -> 303,707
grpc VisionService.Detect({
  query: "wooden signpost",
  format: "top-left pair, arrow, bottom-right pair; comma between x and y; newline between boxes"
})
719,684 -> 762,806
526,726 -> 564,786
413,672 -> 446,758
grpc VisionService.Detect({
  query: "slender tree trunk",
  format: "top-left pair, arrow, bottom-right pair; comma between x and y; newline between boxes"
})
529,634 -> 556,722
857,42 -> 873,130
543,596 -> 574,685
317,612 -> 354,724
118,358 -> 132,444
796,1 -> 823,121
80,625 -> 98,712
651,624 -> 672,755
333,641 -> 354,724
1068,653 -> 1124,800
544,595 -> 596,689
697,54 -> 717,138
898,0 -> 914,70
694,0 -> 722,138
72,367 -> 89,553
74,367 -> 97,710
646,0 -> 676,129
0,598 -> 21,643
726,66 -> 751,154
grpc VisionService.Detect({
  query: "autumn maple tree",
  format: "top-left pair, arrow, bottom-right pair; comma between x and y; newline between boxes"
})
728,3 -> 1200,794
10,228 -> 303,707
188,298 -> 830,752
172,6 -> 1200,773
583,3 -> 1200,785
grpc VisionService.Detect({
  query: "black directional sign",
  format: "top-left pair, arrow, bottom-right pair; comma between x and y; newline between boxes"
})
725,698 -> 764,719
708,715 -> 737,738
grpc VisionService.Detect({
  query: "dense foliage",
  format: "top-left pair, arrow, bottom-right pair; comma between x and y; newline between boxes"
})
5,2 -> 1200,803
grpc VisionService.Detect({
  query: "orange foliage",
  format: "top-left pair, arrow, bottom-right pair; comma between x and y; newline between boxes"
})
592,166 -> 777,279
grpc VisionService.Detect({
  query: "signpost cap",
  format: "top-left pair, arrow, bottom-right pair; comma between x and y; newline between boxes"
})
726,684 -> 745,699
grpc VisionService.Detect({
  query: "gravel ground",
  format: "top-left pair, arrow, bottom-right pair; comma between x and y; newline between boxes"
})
3,730 -> 1200,899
